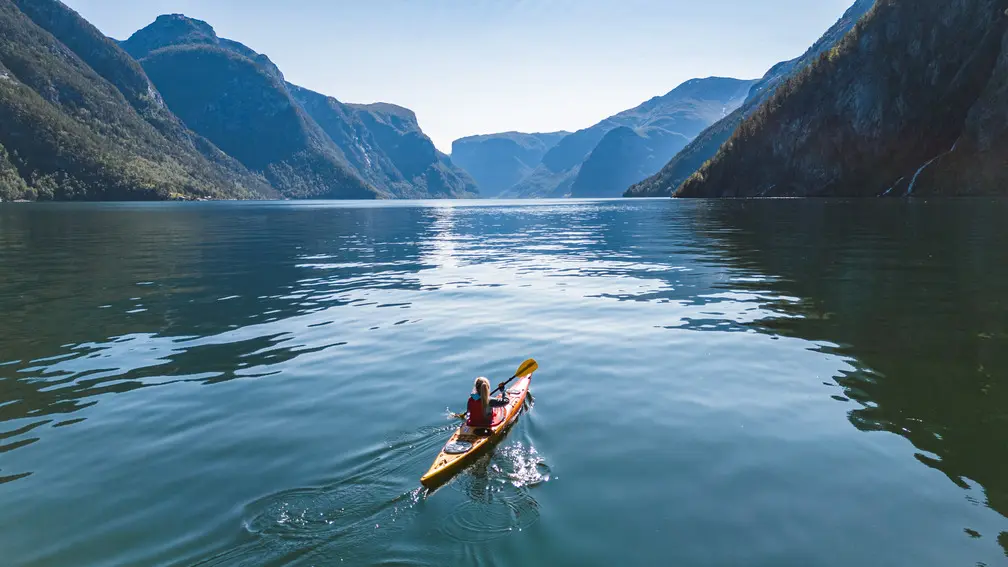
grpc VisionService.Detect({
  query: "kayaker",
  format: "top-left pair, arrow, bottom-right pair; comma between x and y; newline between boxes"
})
466,376 -> 508,427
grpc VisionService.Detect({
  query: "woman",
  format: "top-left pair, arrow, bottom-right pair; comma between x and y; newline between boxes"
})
466,376 -> 508,428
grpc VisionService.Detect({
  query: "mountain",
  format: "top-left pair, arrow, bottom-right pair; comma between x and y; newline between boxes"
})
676,0 -> 1008,198
626,0 -> 876,197
450,131 -> 569,197
570,77 -> 755,198
501,77 -> 755,198
289,85 -> 477,198
122,14 -> 475,200
122,14 -> 378,199
349,102 -> 478,198
569,126 -> 678,198
0,0 -> 271,201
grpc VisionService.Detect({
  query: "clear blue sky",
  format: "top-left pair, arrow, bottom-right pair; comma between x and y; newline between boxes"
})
63,0 -> 854,152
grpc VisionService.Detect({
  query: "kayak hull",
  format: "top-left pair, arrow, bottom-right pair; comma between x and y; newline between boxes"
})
420,374 -> 533,489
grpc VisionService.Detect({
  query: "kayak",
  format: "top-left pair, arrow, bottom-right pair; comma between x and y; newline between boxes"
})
420,371 -> 534,489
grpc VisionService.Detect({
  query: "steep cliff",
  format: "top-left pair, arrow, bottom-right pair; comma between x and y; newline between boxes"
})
291,87 -> 478,198
913,22 -> 1008,196
677,0 -> 1008,198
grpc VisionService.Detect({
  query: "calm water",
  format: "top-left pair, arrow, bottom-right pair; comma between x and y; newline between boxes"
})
0,199 -> 1006,566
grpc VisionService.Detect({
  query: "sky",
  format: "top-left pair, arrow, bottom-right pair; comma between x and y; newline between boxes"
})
63,0 -> 855,153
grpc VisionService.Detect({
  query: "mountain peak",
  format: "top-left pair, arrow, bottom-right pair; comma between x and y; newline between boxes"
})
122,14 -> 284,81
349,102 -> 417,123
154,13 -> 215,33
123,13 -> 219,58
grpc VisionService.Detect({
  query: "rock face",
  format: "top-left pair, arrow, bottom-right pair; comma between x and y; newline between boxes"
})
0,0 -> 270,201
677,0 -> 1008,198
287,86 -> 478,198
913,16 -> 1008,196
626,0 -> 876,197
450,132 -> 569,197
344,102 -> 478,198
502,77 -> 754,198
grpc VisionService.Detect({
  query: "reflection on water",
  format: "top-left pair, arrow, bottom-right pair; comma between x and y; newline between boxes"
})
0,202 -> 756,480
696,199 -> 1008,554
0,200 -> 1006,565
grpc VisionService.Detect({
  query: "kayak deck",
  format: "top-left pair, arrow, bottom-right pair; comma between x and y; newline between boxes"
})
420,374 -> 533,489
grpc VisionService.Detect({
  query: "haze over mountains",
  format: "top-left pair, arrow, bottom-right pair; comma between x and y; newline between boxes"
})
478,77 -> 755,199
568,77 -> 753,198
451,132 -> 569,197
2,0 -> 1006,201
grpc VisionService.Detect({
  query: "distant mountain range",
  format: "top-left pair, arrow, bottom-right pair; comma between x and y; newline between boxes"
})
626,0 -> 876,197
458,77 -> 754,198
675,0 -> 1008,197
0,2 -> 474,201
451,132 -> 570,197
5,0 -> 1001,202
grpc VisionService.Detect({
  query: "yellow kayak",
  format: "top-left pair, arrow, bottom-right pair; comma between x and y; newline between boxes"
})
420,370 -> 534,489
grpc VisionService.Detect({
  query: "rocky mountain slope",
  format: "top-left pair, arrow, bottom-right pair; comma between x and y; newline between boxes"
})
344,101 -> 477,198
287,87 -> 478,198
0,0 -> 271,201
626,0 -> 876,197
677,0 -> 1008,197
500,77 -> 754,198
450,131 -> 569,197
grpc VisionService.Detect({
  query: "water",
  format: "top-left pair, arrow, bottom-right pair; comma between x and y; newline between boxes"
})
0,199 -> 1006,567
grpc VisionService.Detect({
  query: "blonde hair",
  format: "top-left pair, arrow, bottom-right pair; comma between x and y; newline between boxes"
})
474,377 -> 491,414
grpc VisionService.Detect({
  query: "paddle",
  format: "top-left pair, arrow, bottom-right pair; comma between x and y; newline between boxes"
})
493,358 -> 538,394
451,358 -> 538,419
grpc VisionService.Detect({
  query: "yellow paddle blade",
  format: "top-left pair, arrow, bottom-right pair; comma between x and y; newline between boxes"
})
514,358 -> 538,378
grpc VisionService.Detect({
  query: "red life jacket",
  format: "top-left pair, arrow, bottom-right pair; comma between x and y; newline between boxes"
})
467,395 -> 490,427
